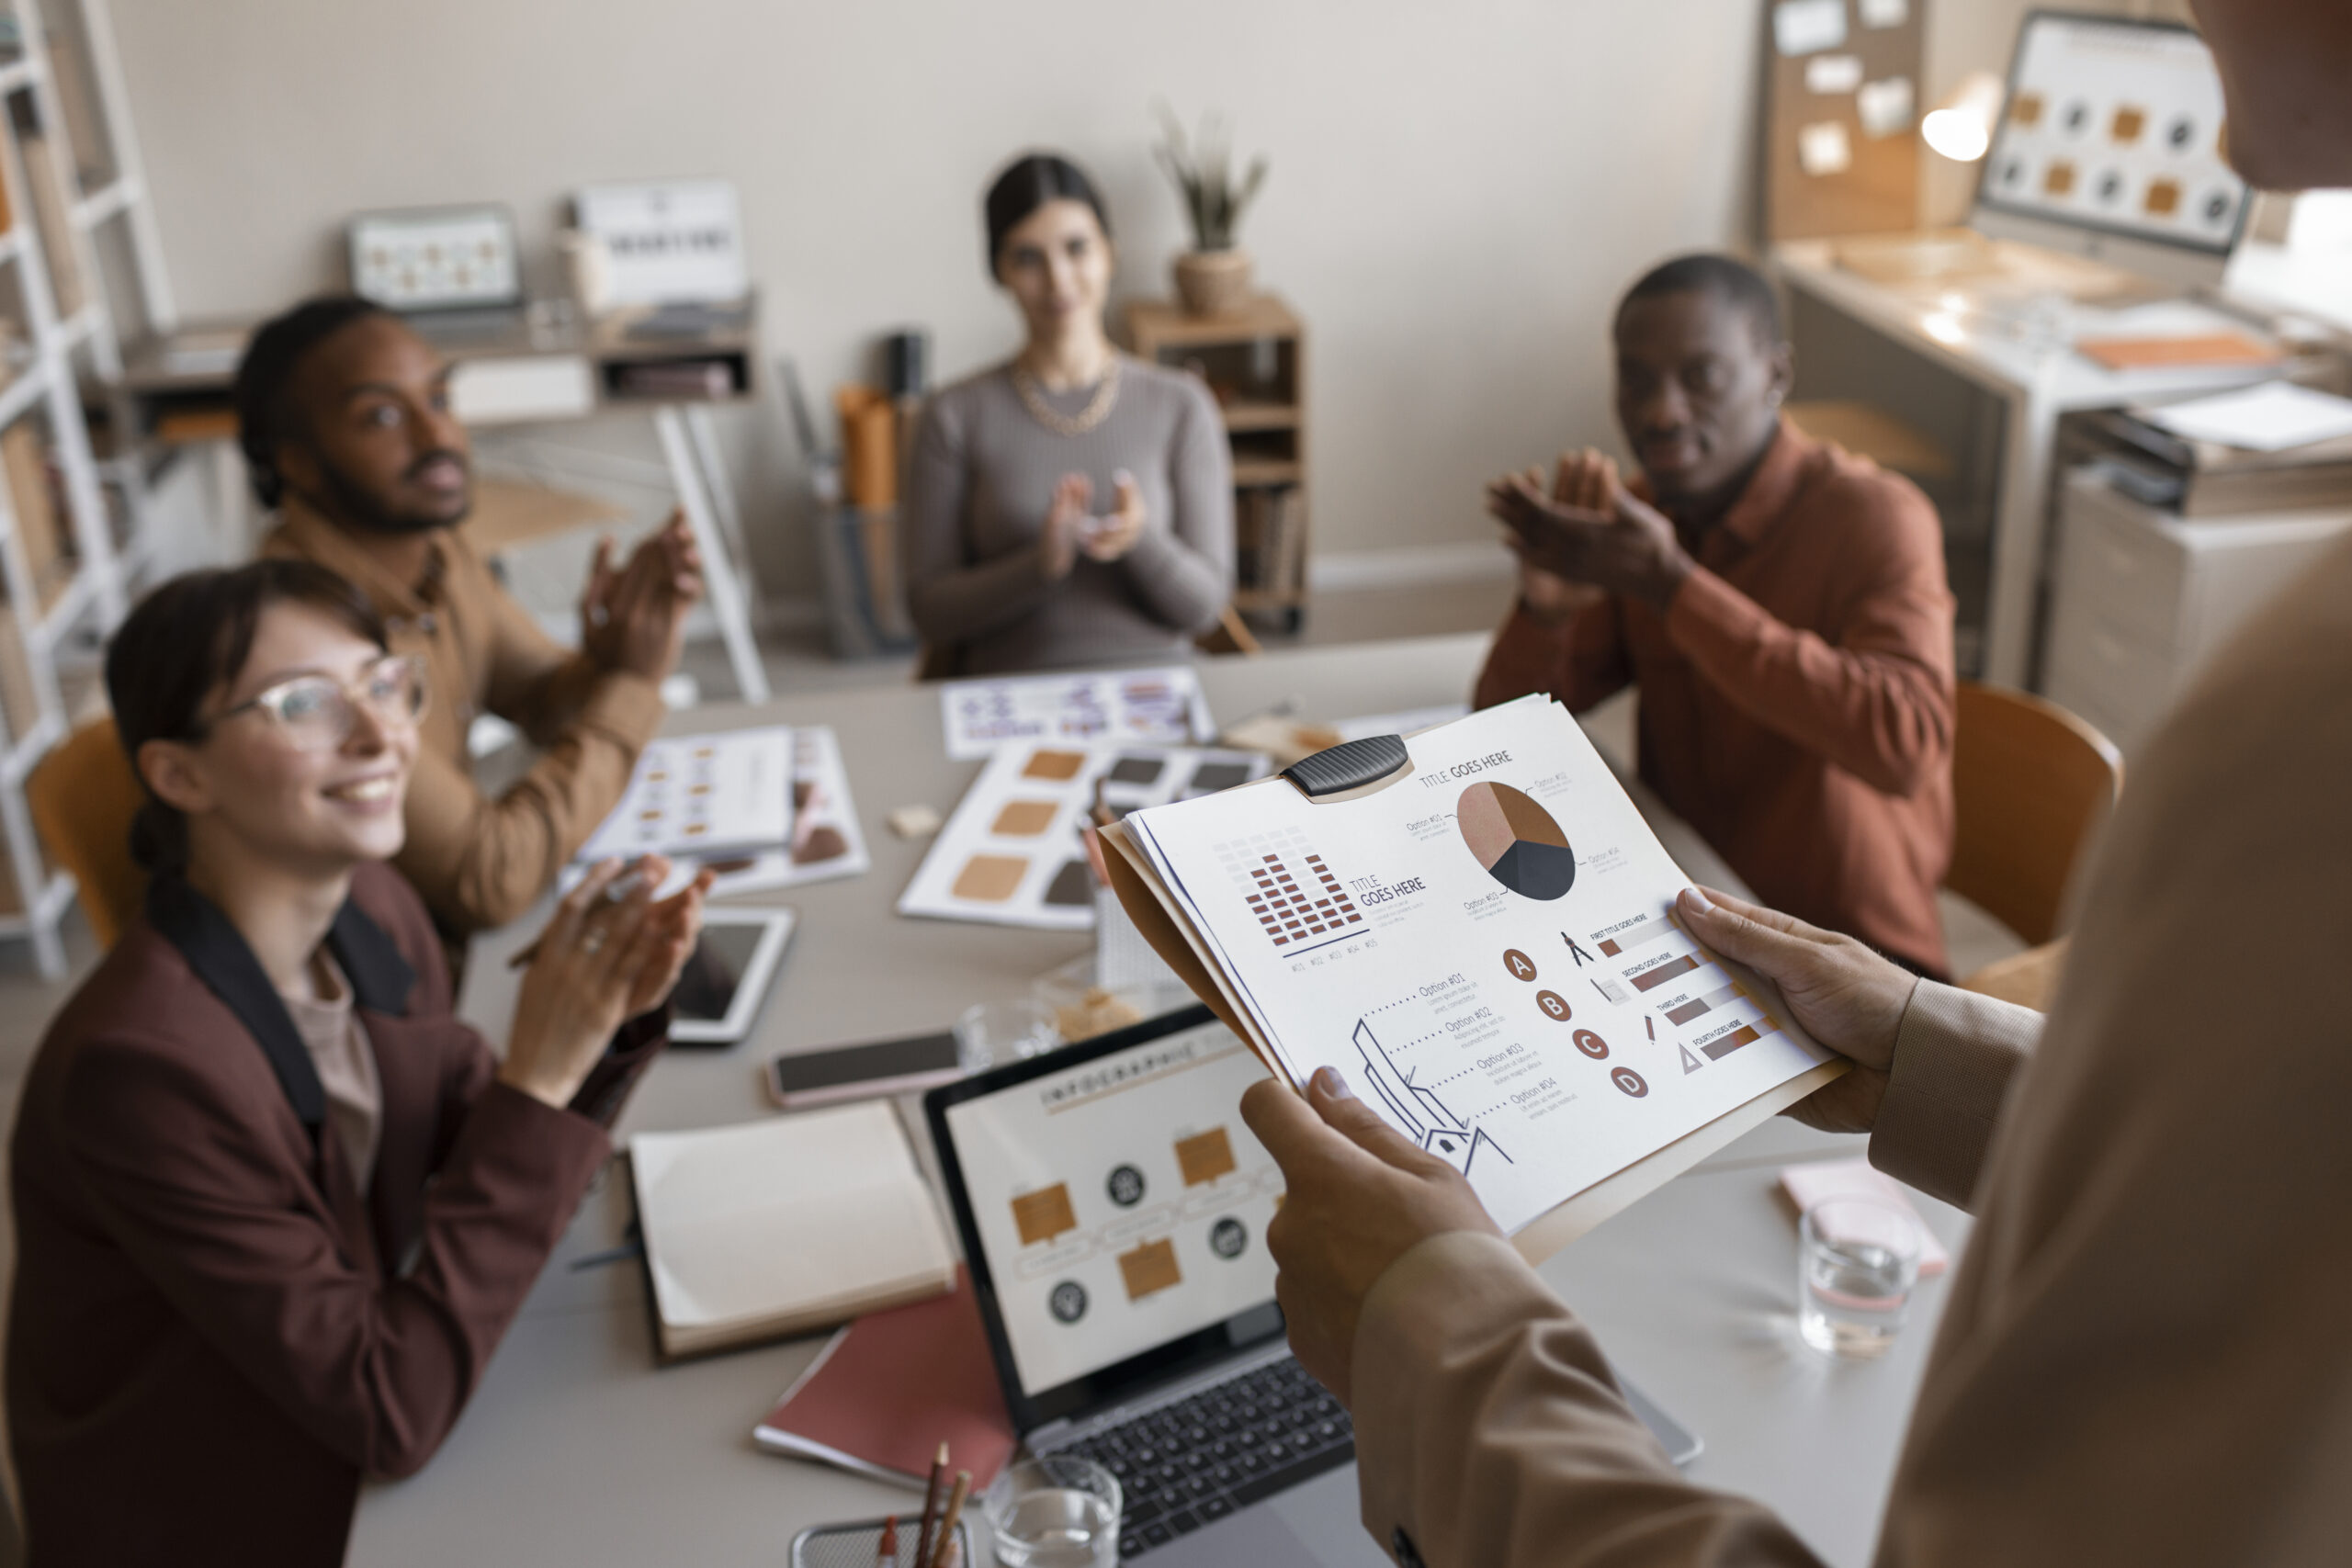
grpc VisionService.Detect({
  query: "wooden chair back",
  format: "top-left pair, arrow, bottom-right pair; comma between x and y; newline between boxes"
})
1947,682 -> 2122,948
912,604 -> 1261,682
27,716 -> 148,950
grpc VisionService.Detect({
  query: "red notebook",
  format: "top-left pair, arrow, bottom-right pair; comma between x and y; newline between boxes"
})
752,1266 -> 1018,1490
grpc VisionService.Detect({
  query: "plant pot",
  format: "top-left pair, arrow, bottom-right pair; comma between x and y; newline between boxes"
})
1173,248 -> 1253,316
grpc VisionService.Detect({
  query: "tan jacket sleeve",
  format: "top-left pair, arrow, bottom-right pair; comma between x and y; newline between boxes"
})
1351,1231 -> 1826,1568
1869,982 -> 2042,1212
394,671 -> 664,935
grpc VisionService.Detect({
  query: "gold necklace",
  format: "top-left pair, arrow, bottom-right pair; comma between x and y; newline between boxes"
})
1011,355 -> 1122,436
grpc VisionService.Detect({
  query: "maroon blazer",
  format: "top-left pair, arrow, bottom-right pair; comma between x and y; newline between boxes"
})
6,863 -> 662,1567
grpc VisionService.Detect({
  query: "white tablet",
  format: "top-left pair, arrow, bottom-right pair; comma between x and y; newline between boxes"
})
669,908 -> 797,1045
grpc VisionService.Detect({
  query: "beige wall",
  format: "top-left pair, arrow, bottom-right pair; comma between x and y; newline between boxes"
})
107,0 -> 2085,604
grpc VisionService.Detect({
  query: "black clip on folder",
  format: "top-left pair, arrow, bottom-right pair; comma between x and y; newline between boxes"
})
1280,734 -> 1410,800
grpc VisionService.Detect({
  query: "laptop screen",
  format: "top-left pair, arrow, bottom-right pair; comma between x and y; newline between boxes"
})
929,1009 -> 1285,1430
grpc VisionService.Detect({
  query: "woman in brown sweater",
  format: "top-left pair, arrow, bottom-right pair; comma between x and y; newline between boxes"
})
6,560 -> 708,1567
901,152 -> 1235,676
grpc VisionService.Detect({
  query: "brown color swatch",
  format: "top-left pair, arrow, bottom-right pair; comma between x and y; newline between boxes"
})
2044,161 -> 2076,197
990,800 -> 1060,837
2144,177 -> 2181,216
2011,91 -> 2043,127
1022,749 -> 1087,781
952,854 -> 1028,902
2110,105 -> 2144,142
1175,1128 -> 1238,1188
791,827 -> 848,865
1012,1184 -> 1078,1246
1118,1237 -> 1182,1301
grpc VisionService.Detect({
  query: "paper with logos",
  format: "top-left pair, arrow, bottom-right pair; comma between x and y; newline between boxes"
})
939,665 -> 1216,761
1121,695 -> 1833,1236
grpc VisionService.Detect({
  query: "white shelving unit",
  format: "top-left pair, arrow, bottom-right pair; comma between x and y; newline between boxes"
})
0,0 -> 171,976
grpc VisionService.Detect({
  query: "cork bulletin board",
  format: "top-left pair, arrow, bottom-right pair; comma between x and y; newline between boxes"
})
1762,0 -> 1926,241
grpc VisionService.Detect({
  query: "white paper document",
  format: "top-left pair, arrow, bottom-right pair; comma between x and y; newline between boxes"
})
900,740 -> 1271,931
2143,381 -> 2352,453
939,666 -> 1215,761
569,726 -> 868,897
1121,697 -> 1834,1236
580,725 -> 792,863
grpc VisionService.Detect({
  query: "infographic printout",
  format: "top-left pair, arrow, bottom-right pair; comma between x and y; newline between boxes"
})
1125,696 -> 1831,1235
939,666 -> 1216,761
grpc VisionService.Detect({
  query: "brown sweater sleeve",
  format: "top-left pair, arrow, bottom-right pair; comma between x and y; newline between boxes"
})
58,1042 -> 608,1479
393,666 -> 663,935
1869,981 -> 2042,1211
1659,478 -> 1954,798
1472,599 -> 1634,713
1351,1231 -> 1828,1568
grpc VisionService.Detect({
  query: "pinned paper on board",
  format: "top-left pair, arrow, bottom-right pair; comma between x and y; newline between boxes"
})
1858,0 -> 1907,28
1774,0 -> 1848,56
1805,53 -> 1864,95
1798,120 -> 1854,176
1857,76 -> 1915,138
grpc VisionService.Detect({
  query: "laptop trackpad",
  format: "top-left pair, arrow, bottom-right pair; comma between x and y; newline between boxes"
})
1145,1464 -> 1388,1567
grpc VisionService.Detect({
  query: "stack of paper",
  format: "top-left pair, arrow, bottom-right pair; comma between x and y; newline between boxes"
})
630,1102 -> 957,1360
1102,695 -> 1843,1260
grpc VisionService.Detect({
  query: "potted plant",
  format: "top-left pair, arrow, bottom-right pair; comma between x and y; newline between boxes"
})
1155,105 -> 1268,317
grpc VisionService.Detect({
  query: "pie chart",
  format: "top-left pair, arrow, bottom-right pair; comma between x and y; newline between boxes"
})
1456,782 -> 1576,900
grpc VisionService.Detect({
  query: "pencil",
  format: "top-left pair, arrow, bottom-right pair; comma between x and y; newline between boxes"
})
926,1471 -> 972,1568
911,1442 -> 950,1567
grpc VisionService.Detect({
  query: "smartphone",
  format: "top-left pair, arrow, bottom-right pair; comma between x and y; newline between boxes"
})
764,1031 -> 964,1110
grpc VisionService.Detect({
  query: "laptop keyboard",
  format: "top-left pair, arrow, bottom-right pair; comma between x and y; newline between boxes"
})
1052,1353 -> 1355,1560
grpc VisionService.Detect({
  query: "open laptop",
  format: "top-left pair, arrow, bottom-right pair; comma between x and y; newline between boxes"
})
925,1006 -> 1698,1564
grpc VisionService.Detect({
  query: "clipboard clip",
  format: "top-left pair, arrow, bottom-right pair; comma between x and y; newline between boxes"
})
1282,734 -> 1409,799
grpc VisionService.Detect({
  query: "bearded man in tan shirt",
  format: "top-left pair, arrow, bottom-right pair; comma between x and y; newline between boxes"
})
239,299 -> 703,938
1244,1 -> 2352,1563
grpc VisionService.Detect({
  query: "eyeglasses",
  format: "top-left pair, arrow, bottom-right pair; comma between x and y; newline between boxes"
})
205,654 -> 429,751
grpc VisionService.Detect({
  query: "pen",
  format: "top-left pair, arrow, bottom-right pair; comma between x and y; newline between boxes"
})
912,1441 -> 950,1567
507,863 -> 654,969
926,1471 -> 972,1568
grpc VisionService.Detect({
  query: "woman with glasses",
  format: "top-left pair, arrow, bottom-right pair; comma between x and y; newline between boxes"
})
900,152 -> 1236,676
6,560 -> 710,1567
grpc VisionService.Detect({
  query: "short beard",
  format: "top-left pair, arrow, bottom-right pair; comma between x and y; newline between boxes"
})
299,450 -> 469,537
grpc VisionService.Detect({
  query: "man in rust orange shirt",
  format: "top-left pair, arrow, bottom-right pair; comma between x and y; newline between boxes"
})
1476,254 -> 1955,975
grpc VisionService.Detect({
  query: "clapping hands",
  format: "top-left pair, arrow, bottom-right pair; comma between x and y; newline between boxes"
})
1487,448 -> 1692,614
582,510 -> 706,681
1039,471 -> 1148,583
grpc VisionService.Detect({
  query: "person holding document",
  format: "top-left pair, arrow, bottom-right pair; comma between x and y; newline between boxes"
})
6,562 -> 710,1567
1476,255 -> 1956,976
1244,2 -> 2352,1555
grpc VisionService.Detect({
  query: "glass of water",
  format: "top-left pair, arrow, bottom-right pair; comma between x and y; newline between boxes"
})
984,1452 -> 1122,1568
1797,1194 -> 1924,1359
955,999 -> 1060,1074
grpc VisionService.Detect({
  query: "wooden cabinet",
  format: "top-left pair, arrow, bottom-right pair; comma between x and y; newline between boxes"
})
2043,470 -> 2352,754
1123,295 -> 1306,630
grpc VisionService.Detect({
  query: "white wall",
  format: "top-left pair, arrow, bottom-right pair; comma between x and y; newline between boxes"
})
105,0 -> 2066,604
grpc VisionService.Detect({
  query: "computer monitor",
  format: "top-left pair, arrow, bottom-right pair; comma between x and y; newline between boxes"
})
1971,11 -> 2248,289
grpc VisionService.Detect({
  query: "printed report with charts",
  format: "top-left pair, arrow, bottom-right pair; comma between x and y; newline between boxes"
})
1102,694 -> 1844,1259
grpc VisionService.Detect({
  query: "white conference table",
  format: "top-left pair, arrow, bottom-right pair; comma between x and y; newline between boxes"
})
353,633 -> 1968,1568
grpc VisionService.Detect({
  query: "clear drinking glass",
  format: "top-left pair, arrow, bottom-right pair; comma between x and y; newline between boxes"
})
955,998 -> 1060,1073
984,1452 -> 1122,1568
1797,1195 -> 1924,1359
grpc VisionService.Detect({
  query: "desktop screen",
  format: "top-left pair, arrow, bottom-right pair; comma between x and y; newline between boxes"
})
944,1020 -> 1283,1400
1978,14 -> 2246,257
